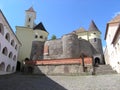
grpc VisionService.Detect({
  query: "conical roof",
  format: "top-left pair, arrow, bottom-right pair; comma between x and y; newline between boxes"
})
88,20 -> 100,32
33,22 -> 48,33
26,7 -> 35,12
108,14 -> 120,23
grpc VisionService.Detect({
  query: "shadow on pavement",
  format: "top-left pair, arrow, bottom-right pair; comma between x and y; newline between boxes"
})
0,72 -> 67,90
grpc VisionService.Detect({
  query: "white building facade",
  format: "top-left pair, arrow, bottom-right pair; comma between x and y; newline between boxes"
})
0,10 -> 21,75
104,14 -> 120,73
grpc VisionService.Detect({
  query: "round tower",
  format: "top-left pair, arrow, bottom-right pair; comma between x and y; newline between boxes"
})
62,33 -> 80,58
88,20 -> 104,64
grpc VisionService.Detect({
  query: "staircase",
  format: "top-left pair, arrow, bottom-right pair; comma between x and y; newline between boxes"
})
95,65 -> 117,75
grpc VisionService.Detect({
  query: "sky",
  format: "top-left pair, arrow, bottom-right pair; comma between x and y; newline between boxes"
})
0,0 -> 120,49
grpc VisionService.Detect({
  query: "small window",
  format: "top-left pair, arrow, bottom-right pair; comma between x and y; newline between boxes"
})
28,18 -> 31,22
6,64 -> 11,72
93,33 -> 96,34
40,36 -> 43,39
0,23 -> 4,35
13,55 -> 16,61
94,38 -> 96,42
5,33 -> 10,42
15,45 -> 17,50
8,52 -> 13,58
11,40 -> 14,46
2,47 -> 8,56
35,35 -> 38,38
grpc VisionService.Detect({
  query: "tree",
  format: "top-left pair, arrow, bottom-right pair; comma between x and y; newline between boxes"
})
51,34 -> 57,40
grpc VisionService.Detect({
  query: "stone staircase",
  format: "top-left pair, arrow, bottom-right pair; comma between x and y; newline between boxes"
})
95,65 -> 117,75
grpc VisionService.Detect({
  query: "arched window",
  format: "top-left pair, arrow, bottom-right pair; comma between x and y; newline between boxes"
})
13,55 -> 16,61
6,64 -> 11,72
2,47 -> 8,56
8,52 -> 13,58
15,44 -> 17,50
0,62 -> 5,71
11,39 -> 15,47
0,23 -> 4,35
5,33 -> 10,42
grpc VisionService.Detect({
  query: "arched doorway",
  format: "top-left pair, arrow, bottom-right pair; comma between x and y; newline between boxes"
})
94,57 -> 100,66
0,62 -> 5,71
6,65 -> 11,72
16,61 -> 21,71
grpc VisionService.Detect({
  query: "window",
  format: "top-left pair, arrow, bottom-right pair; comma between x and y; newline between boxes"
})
0,23 -> 4,35
0,62 -> 5,71
6,64 -> 11,72
2,47 -> 8,56
40,36 -> 43,39
93,32 -> 96,34
94,38 -> 96,42
5,33 -> 10,42
28,18 -> 31,22
12,66 -> 15,72
35,35 -> 38,38
8,52 -> 13,58
11,40 -> 15,47
13,55 -> 16,61
15,44 -> 17,50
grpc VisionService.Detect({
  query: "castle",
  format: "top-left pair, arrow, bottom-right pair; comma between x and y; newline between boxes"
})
16,7 -> 104,69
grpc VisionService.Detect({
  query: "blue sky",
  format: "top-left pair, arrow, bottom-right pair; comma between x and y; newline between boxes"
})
0,0 -> 120,48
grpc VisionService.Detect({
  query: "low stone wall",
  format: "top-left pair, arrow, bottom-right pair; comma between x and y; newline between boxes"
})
33,64 -> 93,75
26,58 -> 93,75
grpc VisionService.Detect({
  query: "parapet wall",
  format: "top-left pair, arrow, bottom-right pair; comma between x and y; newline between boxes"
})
26,57 -> 93,75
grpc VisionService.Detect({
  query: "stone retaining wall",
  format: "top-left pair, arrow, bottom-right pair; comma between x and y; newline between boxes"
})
26,58 -> 93,75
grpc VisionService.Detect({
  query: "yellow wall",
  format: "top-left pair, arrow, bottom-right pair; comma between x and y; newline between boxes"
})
16,27 -> 34,61
76,31 -> 100,41
16,27 -> 48,62
76,32 -> 88,40
34,30 -> 48,41
88,31 -> 101,40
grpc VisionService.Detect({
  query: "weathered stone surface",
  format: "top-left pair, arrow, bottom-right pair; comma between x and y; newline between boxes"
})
33,64 -> 93,75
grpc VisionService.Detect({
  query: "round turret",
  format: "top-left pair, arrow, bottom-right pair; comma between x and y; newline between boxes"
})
62,33 -> 80,58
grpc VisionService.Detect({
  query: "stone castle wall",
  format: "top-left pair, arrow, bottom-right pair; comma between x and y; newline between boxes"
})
43,34 -> 94,59
31,33 -> 104,64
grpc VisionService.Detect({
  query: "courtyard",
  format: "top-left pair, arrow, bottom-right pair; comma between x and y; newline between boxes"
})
0,73 -> 119,90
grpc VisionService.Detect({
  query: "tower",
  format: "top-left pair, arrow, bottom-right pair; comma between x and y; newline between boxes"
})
25,7 -> 36,28
88,20 -> 104,64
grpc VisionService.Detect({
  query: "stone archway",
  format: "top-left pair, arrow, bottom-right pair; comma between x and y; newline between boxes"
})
94,57 -> 100,66
0,62 -> 5,71
16,61 -> 21,71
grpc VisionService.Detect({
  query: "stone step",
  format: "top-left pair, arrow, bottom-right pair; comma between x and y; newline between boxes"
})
95,65 -> 117,75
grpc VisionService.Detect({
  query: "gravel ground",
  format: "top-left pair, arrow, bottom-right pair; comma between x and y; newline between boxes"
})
0,73 -> 120,90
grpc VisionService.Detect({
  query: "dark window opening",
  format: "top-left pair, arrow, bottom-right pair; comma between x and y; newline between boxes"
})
40,36 -> 43,39
94,38 -> 96,42
28,18 -> 31,22
5,33 -> 10,42
2,47 -> 8,56
35,35 -> 38,38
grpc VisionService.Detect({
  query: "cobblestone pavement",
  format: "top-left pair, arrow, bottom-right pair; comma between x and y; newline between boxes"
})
0,73 -> 120,90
